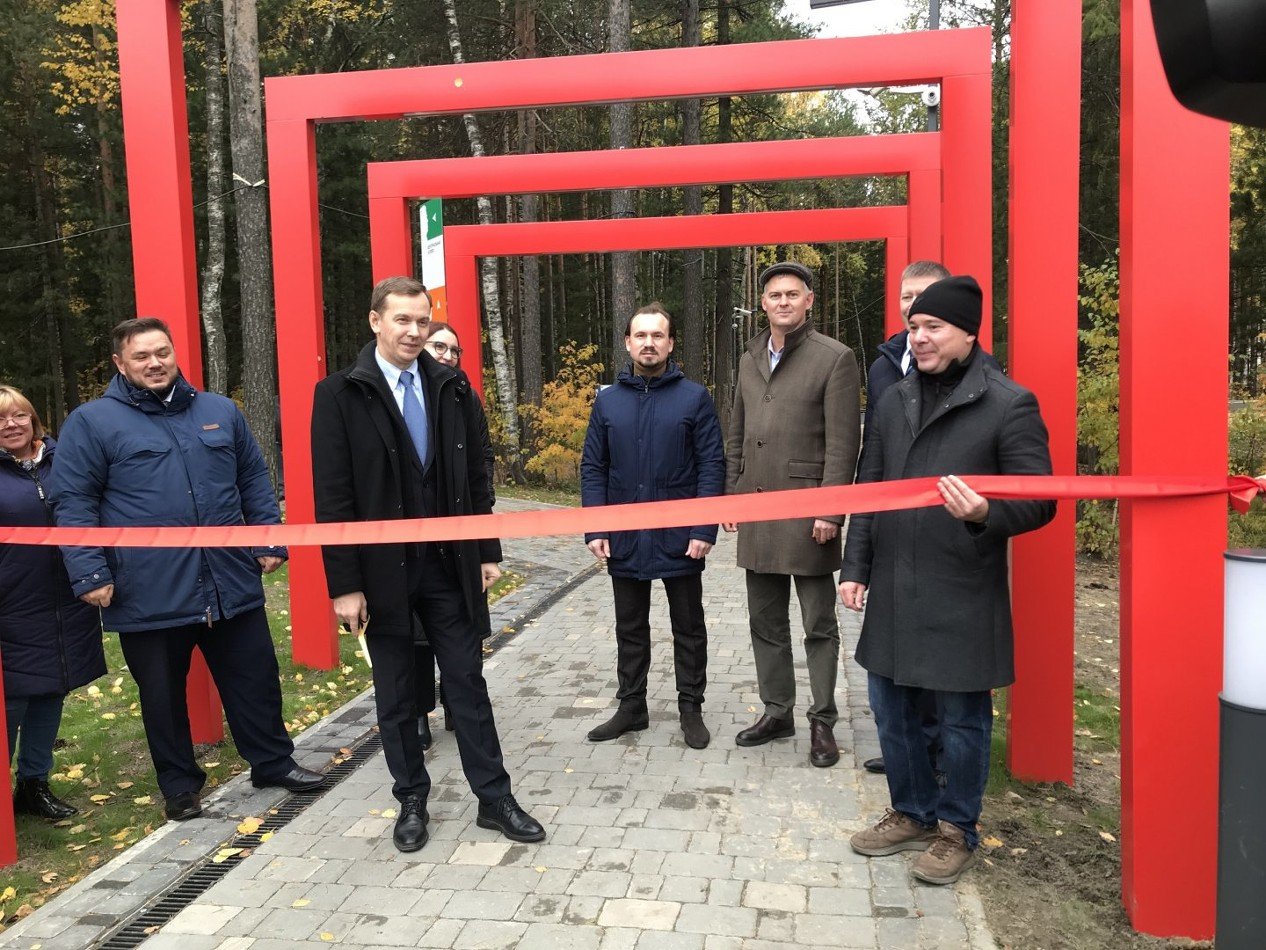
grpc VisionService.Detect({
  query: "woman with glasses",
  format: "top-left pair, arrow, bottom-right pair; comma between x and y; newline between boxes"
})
0,386 -> 106,819
415,324 -> 497,750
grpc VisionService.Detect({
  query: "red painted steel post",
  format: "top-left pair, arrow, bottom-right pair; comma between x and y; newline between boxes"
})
1005,0 -> 1080,784
116,0 -> 222,742
445,255 -> 485,400
907,167 -> 942,264
266,116 -> 339,669
940,65 -> 994,345
885,237 -> 907,338
1119,0 -> 1228,937
0,675 -> 15,865
369,196 -> 414,281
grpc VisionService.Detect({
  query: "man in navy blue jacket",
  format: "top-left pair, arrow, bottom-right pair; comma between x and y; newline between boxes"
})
580,303 -> 726,749
51,318 -> 323,822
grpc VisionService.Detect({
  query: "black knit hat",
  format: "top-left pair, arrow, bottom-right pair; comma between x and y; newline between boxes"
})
907,275 -> 982,336
758,261 -> 814,291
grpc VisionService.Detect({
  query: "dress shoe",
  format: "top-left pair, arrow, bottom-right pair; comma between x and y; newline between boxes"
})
163,791 -> 203,822
13,778 -> 78,821
809,720 -> 840,768
393,795 -> 429,852
419,715 -> 433,751
862,756 -> 887,774
680,709 -> 710,749
476,793 -> 546,843
735,714 -> 795,747
251,765 -> 327,793
586,707 -> 649,742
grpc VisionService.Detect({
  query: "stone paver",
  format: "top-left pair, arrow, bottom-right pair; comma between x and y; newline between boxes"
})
0,498 -> 993,949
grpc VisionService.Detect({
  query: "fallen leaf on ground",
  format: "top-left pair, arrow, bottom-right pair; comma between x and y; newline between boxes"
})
212,848 -> 243,864
133,796 -> 153,806
981,835 -> 1005,849
237,817 -> 263,835
116,781 -> 134,790
1099,830 -> 1117,843
293,899 -> 310,907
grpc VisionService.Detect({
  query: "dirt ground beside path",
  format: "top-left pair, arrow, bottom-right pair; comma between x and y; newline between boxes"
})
974,557 -> 1212,950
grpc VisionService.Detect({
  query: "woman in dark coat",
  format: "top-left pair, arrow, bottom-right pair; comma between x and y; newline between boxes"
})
413,323 -> 496,749
0,385 -> 106,819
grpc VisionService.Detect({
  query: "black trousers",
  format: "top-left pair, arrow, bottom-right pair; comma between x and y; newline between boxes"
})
118,606 -> 295,799
611,572 -> 708,713
413,644 -> 452,716
366,547 -> 511,804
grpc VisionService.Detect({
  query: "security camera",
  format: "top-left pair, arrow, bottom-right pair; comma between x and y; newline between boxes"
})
922,87 -> 941,108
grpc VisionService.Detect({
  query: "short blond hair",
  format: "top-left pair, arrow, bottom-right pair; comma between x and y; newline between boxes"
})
0,385 -> 44,441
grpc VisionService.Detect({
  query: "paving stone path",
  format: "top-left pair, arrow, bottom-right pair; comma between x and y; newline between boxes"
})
2,498 -> 994,949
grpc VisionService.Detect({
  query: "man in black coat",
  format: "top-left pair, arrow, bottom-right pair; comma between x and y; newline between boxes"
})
311,276 -> 544,853
839,276 -> 1055,886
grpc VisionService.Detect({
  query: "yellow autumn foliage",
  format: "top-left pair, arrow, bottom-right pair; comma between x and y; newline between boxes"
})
519,342 -> 604,488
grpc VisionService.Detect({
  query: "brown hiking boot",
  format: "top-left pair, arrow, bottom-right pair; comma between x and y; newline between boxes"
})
850,809 -> 938,856
912,822 -> 977,884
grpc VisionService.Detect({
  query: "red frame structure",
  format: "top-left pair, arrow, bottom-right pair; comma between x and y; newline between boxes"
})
265,31 -> 993,671
15,1 -> 1219,940
364,133 -> 946,388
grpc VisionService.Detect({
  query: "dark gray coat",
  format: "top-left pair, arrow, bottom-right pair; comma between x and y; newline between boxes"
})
839,348 -> 1055,692
725,321 -> 861,576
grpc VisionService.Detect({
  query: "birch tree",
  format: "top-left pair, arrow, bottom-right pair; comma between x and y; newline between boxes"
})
442,0 -> 524,476
200,0 -> 229,394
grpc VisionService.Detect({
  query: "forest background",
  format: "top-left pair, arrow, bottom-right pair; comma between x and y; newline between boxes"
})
3,0 -> 1266,552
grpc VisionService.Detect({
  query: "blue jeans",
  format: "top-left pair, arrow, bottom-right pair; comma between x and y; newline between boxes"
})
5,694 -> 66,781
868,672 -> 992,848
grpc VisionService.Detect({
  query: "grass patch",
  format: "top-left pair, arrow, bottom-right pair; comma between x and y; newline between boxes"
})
497,484 -> 580,507
2,562 -> 519,929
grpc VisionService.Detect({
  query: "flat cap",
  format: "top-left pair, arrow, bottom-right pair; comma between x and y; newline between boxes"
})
758,261 -> 814,291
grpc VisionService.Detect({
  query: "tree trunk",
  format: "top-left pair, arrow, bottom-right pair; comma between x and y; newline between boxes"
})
222,0 -> 279,484
608,0 -> 635,373
679,0 -> 703,376
200,1 -> 229,395
29,139 -> 70,427
711,0 -> 735,429
516,0 -> 543,405
91,21 -> 129,329
442,0 -> 524,479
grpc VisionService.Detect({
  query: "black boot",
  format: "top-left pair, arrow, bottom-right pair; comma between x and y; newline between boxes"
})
13,778 -> 78,821
587,707 -> 649,742
680,709 -> 710,749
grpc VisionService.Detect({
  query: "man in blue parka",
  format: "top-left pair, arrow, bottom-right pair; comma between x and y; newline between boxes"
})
580,303 -> 725,749
50,317 -> 324,822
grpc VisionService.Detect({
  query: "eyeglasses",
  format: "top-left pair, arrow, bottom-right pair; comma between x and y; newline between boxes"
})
428,341 -> 463,359
0,412 -> 32,426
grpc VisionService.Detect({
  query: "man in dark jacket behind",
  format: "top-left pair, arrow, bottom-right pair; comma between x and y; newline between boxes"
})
839,277 -> 1055,886
580,303 -> 725,749
311,276 -> 544,854
51,318 -> 324,823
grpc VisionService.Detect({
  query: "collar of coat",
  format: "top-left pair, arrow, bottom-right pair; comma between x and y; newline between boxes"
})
746,318 -> 816,362
347,341 -> 468,402
615,360 -> 685,389
106,372 -> 197,414
897,343 -> 990,436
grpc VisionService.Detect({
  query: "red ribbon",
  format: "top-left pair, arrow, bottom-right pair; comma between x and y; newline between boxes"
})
1,475 -> 1262,549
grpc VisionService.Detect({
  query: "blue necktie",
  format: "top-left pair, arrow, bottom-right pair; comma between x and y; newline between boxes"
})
398,370 -> 428,466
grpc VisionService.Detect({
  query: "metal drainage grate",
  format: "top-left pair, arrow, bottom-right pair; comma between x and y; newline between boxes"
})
94,734 -> 383,949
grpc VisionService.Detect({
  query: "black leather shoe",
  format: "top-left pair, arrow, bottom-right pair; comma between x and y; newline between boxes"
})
393,795 -> 429,852
863,757 -> 887,774
476,794 -> 546,843
13,778 -> 78,821
251,765 -> 327,793
586,708 -> 649,742
680,709 -> 710,749
163,791 -> 203,822
809,720 -> 840,768
735,714 -> 795,747
419,716 -> 433,751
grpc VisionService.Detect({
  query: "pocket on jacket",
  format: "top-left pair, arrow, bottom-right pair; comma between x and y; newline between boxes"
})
788,459 -> 824,481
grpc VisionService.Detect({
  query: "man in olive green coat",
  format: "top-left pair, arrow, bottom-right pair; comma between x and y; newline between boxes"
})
722,262 -> 861,767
